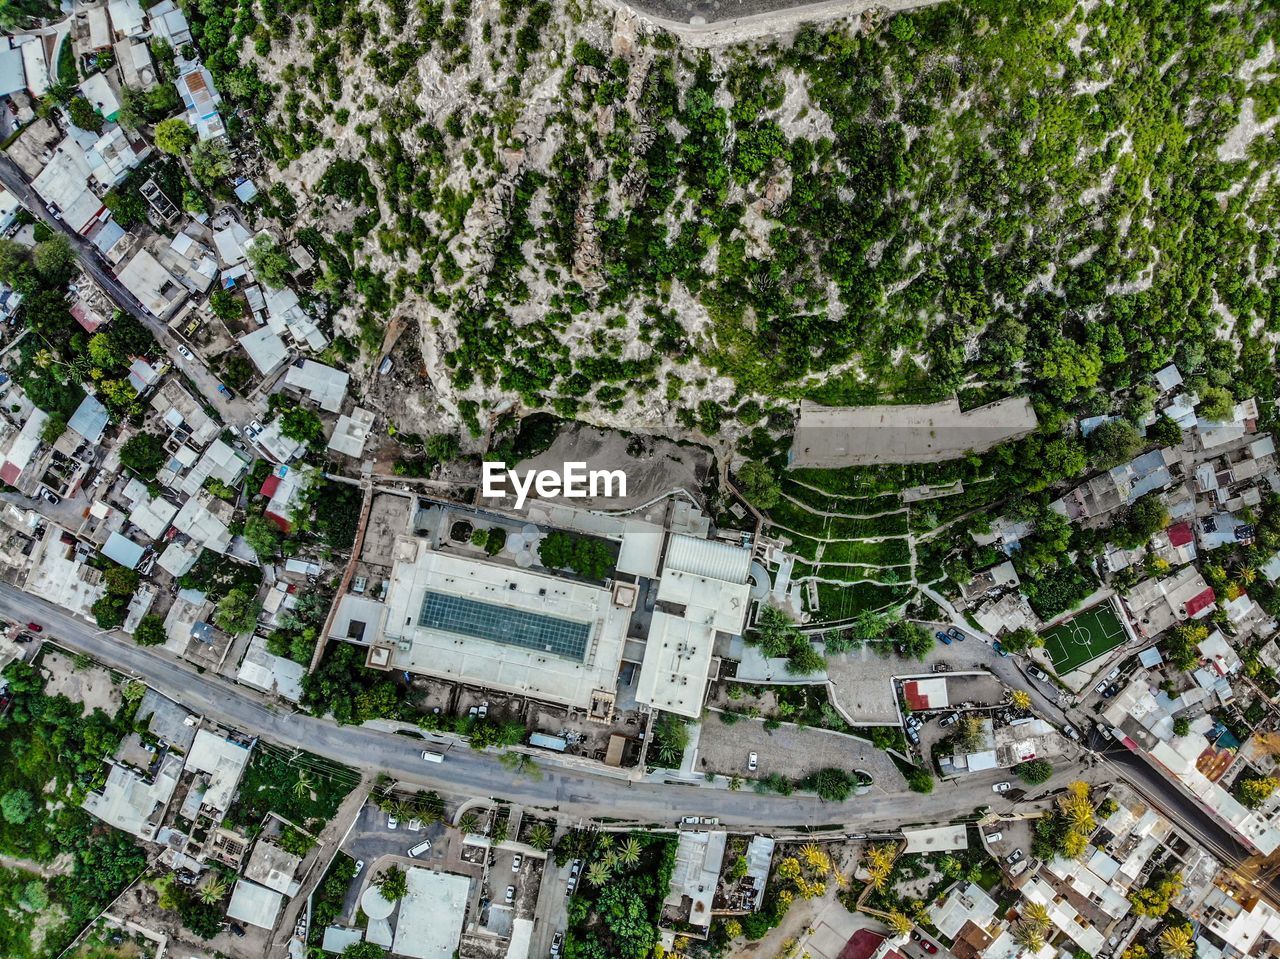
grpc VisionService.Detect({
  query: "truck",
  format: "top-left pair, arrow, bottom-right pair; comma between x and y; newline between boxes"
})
421,750 -> 444,763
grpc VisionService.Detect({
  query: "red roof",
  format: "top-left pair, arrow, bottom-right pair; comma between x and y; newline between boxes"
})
264,509 -> 291,533
1185,587 -> 1217,619
902,680 -> 937,712
1167,522 -> 1194,548
840,930 -> 889,959
259,474 -> 281,498
0,461 -> 20,486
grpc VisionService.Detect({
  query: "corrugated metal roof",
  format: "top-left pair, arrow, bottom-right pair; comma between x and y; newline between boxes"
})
663,534 -> 751,585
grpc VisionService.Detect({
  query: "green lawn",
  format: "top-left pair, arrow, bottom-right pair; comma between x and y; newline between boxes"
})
1040,604 -> 1128,674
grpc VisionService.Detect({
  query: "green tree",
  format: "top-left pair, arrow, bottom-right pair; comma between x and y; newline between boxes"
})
243,514 -> 283,559
0,788 -> 34,824
906,767 -> 934,793
376,866 -> 408,901
1088,418 -> 1143,468
736,460 -> 780,509
133,614 -> 167,646
209,288 -> 243,321
215,585 -> 260,634
342,944 -> 388,959
119,432 -> 167,479
154,117 -> 196,154
1239,774 -> 1280,809
278,407 -> 324,445
1172,717 -> 1191,737
1015,759 -> 1053,785
32,234 -> 76,284
786,640 -> 826,675
190,137 -> 232,184
1198,386 -> 1235,421
248,234 -> 293,289
1000,627 -> 1043,654
66,95 -> 103,132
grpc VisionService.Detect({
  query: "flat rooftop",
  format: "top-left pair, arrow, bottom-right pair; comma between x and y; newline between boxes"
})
375,538 -> 632,710
789,396 -> 1039,467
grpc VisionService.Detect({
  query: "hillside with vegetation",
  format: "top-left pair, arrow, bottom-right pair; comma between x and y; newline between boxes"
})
177,0 -> 1278,449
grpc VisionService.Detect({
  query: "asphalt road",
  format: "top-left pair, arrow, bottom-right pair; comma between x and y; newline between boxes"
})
0,582 -> 1036,831
0,155 -> 257,427
930,622 -> 1280,906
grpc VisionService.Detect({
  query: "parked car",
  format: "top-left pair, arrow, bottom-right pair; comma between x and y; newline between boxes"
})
1006,849 -> 1025,865
1103,683 -> 1120,698
932,663 -> 952,672
378,357 -> 394,375
935,630 -> 953,645
921,940 -> 939,954
176,345 -> 195,361
1027,665 -> 1050,683
408,840 -> 432,858
247,420 -> 264,437
946,627 -> 965,642
387,815 -> 398,830
906,727 -> 921,745
1095,679 -> 1109,694
1063,724 -> 1080,740
477,701 -> 489,719
26,623 -> 41,632
228,923 -> 246,938
551,932 -> 564,957
353,860 -> 365,876
217,383 -> 232,397
505,885 -> 516,904
992,781 -> 1012,793
911,932 -> 922,942
512,854 -> 523,872
993,640 -> 1009,657
939,713 -> 959,728
985,830 -> 1003,843
39,489 -> 60,505
748,751 -> 758,772
1105,666 -> 1122,682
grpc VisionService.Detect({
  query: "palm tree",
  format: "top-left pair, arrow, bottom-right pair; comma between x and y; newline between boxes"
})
596,834 -> 615,854
458,813 -> 479,834
527,824 -> 554,851
1021,902 -> 1051,932
1157,925 -> 1194,959
602,851 -> 619,873
293,769 -> 313,799
618,837 -> 642,867
586,861 -> 611,887
1011,690 -> 1032,711
886,911 -> 913,937
199,875 -> 228,905
1239,565 -> 1257,586
1011,920 -> 1046,952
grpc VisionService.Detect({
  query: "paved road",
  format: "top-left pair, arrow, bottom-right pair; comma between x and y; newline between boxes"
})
0,583 -> 1038,831
0,155 -> 256,426
924,621 -> 1280,906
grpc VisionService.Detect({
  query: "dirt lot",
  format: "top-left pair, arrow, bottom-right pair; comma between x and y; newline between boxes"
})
40,650 -> 123,717
695,713 -> 907,790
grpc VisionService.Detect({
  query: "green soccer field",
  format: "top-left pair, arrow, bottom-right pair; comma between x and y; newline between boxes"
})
1041,604 -> 1128,674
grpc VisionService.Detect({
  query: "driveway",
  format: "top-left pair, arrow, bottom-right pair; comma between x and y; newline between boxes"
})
339,803 -> 450,920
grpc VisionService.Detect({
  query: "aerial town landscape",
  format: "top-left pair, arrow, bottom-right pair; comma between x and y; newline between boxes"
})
0,0 -> 1277,958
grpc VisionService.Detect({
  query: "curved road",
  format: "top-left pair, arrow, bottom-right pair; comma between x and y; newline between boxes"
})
0,583 -> 1015,832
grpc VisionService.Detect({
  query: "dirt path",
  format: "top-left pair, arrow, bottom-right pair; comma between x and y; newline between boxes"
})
603,0 -> 956,47
0,851 -> 68,879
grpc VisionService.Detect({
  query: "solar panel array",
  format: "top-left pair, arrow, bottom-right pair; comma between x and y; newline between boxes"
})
418,591 -> 591,661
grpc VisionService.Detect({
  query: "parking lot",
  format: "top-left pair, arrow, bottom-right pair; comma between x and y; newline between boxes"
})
695,713 -> 907,788
825,637 -> 1000,724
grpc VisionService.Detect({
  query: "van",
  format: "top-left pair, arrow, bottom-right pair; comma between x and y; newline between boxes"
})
985,831 -> 1003,843
421,750 -> 444,763
408,839 -> 432,858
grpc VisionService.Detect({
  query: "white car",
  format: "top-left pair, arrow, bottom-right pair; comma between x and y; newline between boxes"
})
512,854 -> 523,872
992,781 -> 1012,793
387,815 -> 398,830
353,860 -> 365,876
748,752 -> 758,772
176,345 -> 195,361
247,420 -> 264,437
505,885 -> 515,904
